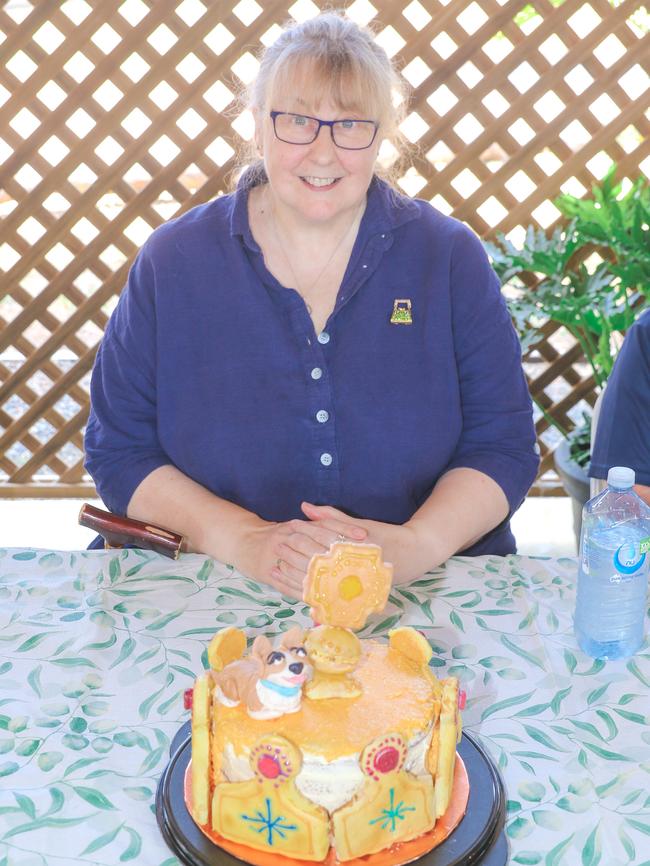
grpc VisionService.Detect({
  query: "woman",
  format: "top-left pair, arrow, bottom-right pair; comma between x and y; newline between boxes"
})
85,12 -> 539,599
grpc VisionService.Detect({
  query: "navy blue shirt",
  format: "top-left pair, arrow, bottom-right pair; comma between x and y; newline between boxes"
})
85,176 -> 538,555
590,308 -> 650,486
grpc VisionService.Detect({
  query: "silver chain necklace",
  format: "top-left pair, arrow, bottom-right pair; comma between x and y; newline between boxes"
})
265,190 -> 363,314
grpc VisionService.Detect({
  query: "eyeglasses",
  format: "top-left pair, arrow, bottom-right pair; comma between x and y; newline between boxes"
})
270,111 -> 378,151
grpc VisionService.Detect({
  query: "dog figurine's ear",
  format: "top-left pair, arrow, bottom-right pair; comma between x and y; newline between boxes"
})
280,626 -> 304,650
251,634 -> 274,668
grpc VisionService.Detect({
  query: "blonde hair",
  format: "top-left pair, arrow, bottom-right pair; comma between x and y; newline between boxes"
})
236,11 -> 410,188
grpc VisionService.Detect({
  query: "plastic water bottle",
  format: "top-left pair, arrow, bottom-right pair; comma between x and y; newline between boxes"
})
574,466 -> 650,659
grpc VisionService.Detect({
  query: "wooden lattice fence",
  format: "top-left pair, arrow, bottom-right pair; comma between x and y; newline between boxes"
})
0,0 -> 648,496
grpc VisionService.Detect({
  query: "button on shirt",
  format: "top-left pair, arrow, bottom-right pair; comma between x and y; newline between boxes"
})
85,176 -> 539,556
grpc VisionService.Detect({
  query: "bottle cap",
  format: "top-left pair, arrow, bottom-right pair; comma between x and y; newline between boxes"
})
607,466 -> 635,489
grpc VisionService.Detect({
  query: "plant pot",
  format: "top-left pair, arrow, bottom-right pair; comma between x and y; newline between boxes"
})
553,438 -> 590,549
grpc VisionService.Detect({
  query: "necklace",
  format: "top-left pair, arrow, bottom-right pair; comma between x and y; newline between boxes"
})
264,190 -> 364,315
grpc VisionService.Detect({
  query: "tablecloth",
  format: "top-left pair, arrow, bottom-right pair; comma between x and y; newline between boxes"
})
0,548 -> 649,866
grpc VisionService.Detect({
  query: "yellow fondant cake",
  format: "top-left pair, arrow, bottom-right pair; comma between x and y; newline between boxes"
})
187,544 -> 463,862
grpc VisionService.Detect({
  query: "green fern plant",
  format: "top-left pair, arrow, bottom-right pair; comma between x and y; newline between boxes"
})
485,220 -> 634,390
485,168 -> 649,466
555,165 -> 650,301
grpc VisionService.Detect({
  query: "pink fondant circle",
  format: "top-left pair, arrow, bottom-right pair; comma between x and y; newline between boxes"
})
257,754 -> 281,779
373,746 -> 399,774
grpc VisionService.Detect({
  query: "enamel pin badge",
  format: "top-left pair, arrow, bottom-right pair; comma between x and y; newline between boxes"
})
390,299 -> 412,324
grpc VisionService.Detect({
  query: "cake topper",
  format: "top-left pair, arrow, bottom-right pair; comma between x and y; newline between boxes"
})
302,542 -> 393,700
304,624 -> 362,699
304,541 -> 393,629
210,625 -> 311,720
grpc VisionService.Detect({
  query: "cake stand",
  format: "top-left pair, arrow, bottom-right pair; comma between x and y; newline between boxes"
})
156,722 -> 507,866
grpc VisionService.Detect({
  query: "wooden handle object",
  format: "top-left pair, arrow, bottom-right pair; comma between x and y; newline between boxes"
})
78,503 -> 185,560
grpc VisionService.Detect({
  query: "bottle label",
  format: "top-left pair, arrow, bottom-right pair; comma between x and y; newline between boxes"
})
613,542 -> 647,575
639,537 -> 650,555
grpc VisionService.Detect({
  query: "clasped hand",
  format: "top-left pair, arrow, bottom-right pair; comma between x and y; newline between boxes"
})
238,501 -> 429,600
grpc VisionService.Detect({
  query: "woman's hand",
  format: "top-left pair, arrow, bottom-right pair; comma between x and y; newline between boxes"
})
300,502 -> 441,585
235,513 -> 367,600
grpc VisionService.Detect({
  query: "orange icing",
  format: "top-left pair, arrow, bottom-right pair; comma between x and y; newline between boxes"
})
212,642 -> 435,762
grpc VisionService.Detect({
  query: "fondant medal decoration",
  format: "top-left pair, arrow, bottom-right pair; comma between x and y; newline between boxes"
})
362,735 -> 408,782
332,733 -> 435,861
207,625 -> 247,672
428,678 -> 461,819
190,672 -> 213,826
304,542 -> 393,630
211,735 -> 329,861
388,626 -> 433,667
387,627 -> 463,818
304,624 -> 362,699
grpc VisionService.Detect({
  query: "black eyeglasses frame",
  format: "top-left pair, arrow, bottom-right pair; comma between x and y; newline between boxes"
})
269,111 -> 379,151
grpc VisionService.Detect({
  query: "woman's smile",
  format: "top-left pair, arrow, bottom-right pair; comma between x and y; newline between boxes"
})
300,176 -> 342,190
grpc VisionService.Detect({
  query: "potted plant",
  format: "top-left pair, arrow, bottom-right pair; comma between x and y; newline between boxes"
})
485,168 -> 649,542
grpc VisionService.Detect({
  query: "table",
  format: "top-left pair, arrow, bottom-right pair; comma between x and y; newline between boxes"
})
1,549 -> 649,866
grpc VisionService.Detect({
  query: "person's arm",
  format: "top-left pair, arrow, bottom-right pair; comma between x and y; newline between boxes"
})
127,465 -> 269,569
299,467 -> 507,582
128,465 -> 366,596
590,312 -> 650,503
290,229 -> 537,582
85,242 -> 367,598
84,246 -> 171,517
437,225 -> 539,520
390,224 -> 538,570
405,466 -> 509,563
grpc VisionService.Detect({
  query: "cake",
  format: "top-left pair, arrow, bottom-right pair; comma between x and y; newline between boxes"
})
187,543 -> 463,862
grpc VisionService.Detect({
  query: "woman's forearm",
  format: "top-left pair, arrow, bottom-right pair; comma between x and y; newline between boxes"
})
303,468 -> 511,585
366,468 -> 506,584
127,464 -> 266,566
405,467 -> 509,570
127,465 -> 510,587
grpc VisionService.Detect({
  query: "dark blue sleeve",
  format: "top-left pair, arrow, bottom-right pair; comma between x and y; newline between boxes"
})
84,245 -> 171,515
444,226 -> 540,513
589,312 -> 650,486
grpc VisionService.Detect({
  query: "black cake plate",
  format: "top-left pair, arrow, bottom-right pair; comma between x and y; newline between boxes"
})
156,722 -> 507,866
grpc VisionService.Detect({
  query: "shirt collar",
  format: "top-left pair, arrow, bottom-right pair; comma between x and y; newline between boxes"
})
230,166 -> 265,252
362,174 -> 420,237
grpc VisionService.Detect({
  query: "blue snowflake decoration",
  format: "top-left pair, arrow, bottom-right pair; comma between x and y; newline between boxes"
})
241,798 -> 298,846
369,788 -> 416,833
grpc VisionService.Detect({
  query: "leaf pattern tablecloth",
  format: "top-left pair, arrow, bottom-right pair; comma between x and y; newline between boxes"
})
1,548 -> 649,866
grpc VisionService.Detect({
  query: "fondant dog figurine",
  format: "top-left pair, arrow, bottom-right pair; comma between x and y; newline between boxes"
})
212,626 -> 311,719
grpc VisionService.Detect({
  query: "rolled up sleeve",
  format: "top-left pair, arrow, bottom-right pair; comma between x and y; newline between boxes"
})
444,227 -> 539,513
84,246 -> 171,515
